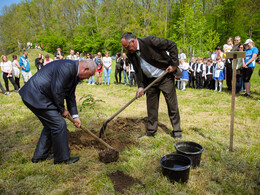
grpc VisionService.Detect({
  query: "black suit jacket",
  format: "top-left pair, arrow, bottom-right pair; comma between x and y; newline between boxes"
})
127,36 -> 179,88
19,60 -> 79,115
120,58 -> 130,68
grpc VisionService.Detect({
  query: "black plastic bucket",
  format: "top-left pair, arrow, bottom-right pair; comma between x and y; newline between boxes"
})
160,154 -> 192,183
174,141 -> 204,168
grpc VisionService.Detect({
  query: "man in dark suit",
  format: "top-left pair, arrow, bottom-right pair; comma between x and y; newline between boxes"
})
121,32 -> 182,138
19,59 -> 96,164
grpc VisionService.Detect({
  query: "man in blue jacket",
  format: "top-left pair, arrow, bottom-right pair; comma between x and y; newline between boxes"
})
19,59 -> 96,164
19,50 -> 32,84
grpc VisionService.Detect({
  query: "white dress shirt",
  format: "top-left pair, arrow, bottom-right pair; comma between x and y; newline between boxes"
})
137,40 -> 164,78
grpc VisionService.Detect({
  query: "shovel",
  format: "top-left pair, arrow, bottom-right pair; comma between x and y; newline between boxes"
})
66,115 -> 115,151
99,70 -> 169,138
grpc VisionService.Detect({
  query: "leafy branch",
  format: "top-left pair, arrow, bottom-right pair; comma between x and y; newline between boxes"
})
79,94 -> 104,112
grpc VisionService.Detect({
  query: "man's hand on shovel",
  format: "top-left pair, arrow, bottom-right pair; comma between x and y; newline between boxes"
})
72,117 -> 81,128
166,65 -> 176,73
62,109 -> 81,128
136,87 -> 144,98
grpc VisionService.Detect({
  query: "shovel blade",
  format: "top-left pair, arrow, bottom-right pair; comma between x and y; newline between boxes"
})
99,123 -> 107,138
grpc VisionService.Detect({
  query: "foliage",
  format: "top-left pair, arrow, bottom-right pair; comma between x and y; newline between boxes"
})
0,0 -> 259,58
79,94 -> 104,112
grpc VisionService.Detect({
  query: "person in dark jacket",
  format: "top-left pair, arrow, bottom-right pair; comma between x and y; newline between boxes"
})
121,32 -> 182,138
115,52 -> 122,84
19,59 -> 96,164
35,53 -> 44,71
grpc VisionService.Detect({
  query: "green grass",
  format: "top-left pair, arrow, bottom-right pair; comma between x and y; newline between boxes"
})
0,49 -> 259,194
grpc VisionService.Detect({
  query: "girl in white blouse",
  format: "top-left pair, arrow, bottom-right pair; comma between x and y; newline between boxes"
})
1,55 -> 18,93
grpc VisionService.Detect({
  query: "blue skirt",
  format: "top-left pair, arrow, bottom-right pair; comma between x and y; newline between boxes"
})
181,70 -> 189,80
215,70 -> 224,80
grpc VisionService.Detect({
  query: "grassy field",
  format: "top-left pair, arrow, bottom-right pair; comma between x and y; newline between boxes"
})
0,49 -> 259,194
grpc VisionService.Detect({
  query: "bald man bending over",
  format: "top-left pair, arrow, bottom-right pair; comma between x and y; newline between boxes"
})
19,59 -> 96,164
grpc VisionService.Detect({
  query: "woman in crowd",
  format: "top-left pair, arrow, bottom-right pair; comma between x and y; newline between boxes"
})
94,52 -> 103,85
44,54 -> 53,65
223,37 -> 233,90
35,53 -> 44,71
87,53 -> 95,85
121,53 -> 130,85
234,44 -> 245,93
1,55 -> 18,94
115,52 -> 122,84
12,55 -> 21,89
102,51 -> 112,85
242,39 -> 258,97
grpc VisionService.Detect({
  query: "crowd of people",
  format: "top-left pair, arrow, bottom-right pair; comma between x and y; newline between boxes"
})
2,32 -> 258,165
0,37 -> 258,97
0,50 -> 32,95
177,37 -> 259,97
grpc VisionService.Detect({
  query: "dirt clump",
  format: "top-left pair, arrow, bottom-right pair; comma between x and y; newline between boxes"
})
99,149 -> 119,163
108,170 -> 145,193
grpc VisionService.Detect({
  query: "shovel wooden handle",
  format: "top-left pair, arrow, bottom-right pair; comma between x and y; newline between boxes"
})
66,115 -> 115,150
98,71 -> 169,138
106,71 -> 169,123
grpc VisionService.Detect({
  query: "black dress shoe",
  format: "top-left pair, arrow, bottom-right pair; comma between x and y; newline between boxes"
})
54,157 -> 79,164
31,154 -> 54,163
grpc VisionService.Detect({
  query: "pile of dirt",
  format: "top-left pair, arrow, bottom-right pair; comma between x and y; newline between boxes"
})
68,117 -> 170,152
68,129 -> 104,151
108,170 -> 145,193
106,117 -> 146,133
99,149 -> 119,163
68,117 -> 147,152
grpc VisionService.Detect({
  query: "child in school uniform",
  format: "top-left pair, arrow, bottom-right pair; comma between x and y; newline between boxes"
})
214,57 -> 225,92
202,58 -> 208,88
194,57 -> 203,89
204,58 -> 214,89
179,59 -> 189,91
188,56 -> 196,88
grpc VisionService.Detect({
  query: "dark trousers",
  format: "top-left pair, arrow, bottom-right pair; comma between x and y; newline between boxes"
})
0,81 -> 6,93
23,100 -> 70,162
115,68 -> 122,84
15,77 -> 20,89
226,61 -> 232,90
130,72 -> 137,87
188,72 -> 195,88
2,73 -> 18,91
204,75 -> 214,89
196,72 -> 203,89
144,74 -> 182,136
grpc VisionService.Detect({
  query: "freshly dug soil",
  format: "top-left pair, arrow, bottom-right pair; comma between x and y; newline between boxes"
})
99,149 -> 119,163
108,170 -> 145,193
67,117 -> 147,152
67,117 -> 169,151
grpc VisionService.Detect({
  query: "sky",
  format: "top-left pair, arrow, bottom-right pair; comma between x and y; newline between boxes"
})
0,0 -> 22,13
